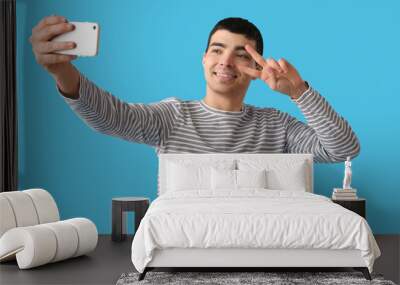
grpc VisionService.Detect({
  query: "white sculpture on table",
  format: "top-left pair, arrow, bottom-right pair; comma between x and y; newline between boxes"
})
342,156 -> 352,189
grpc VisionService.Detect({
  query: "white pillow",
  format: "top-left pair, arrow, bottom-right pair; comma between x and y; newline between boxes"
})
237,169 -> 267,189
211,168 -> 267,190
238,160 -> 309,191
211,168 -> 236,190
167,162 -> 209,191
266,167 -> 307,191
166,160 -> 235,192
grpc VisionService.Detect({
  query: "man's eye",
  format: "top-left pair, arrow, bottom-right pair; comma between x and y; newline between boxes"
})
211,49 -> 222,54
238,54 -> 251,60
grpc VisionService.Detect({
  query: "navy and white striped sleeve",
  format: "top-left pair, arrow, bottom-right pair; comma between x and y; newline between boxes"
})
284,86 -> 361,163
60,73 -> 182,147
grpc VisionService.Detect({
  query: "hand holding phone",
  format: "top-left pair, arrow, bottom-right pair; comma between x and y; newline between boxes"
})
29,16 -> 99,97
51,22 -> 100,57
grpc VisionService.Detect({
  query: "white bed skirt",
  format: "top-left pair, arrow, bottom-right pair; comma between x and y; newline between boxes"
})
148,248 -> 366,268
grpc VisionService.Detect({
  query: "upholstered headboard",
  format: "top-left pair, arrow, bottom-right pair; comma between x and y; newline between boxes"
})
158,153 -> 313,195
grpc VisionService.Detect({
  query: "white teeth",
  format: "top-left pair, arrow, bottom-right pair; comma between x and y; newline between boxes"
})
214,72 -> 236,78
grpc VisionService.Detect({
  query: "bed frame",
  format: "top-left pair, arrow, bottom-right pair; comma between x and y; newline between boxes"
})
140,248 -> 371,280
138,153 -> 371,281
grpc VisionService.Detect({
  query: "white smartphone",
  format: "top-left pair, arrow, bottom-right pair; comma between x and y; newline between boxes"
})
52,22 -> 100,57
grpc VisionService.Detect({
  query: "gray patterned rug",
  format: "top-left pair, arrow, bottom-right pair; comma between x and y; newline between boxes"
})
116,271 -> 396,285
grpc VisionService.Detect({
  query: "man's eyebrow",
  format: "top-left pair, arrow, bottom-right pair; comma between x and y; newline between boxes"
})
209,42 -> 226,48
209,42 -> 248,51
234,46 -> 247,52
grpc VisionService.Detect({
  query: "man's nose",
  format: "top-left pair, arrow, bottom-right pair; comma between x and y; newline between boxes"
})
219,53 -> 235,67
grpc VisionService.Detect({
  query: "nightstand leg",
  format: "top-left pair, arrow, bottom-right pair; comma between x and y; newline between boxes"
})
112,202 -> 125,241
121,211 -> 127,239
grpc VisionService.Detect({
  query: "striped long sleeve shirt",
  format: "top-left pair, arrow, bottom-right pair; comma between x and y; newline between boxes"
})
61,73 -> 360,163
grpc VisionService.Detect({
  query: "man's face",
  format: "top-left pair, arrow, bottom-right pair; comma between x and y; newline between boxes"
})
202,29 -> 257,96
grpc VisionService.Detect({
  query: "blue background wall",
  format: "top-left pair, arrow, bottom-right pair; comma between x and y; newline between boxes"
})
16,0 -> 399,234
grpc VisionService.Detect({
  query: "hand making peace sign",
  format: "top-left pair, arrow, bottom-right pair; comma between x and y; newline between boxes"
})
238,44 -> 308,99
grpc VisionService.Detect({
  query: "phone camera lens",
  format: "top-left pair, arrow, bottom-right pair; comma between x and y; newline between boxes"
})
93,26 -> 96,30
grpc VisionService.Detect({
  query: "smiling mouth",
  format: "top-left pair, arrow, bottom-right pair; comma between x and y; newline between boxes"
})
212,72 -> 238,79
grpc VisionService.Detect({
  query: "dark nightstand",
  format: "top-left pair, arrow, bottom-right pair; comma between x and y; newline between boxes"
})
112,197 -> 149,242
332,198 -> 366,219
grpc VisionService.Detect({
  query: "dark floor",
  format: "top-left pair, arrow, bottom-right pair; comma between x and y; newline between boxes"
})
0,235 -> 134,285
0,235 -> 398,285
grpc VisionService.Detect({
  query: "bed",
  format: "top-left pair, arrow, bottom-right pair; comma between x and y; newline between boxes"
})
131,153 -> 381,281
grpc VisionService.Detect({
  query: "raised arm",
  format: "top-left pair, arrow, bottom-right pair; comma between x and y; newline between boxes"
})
61,74 -> 182,147
30,15 -> 182,147
237,44 -> 360,162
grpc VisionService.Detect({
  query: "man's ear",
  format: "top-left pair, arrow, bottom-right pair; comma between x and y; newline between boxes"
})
202,52 -> 206,66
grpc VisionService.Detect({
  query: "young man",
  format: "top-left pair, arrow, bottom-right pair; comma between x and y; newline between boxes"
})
30,16 -> 360,162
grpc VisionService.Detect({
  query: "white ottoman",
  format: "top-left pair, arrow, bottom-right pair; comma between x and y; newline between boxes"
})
0,189 -> 98,269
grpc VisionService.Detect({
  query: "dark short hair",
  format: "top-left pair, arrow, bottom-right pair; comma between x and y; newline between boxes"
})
206,17 -> 263,55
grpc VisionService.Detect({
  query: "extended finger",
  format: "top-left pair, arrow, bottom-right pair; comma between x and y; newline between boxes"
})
237,65 -> 261,79
34,41 -> 76,54
34,22 -> 75,42
36,53 -> 77,66
244,44 -> 266,67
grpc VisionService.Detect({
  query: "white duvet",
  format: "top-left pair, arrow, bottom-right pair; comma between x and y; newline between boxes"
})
131,190 -> 380,273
